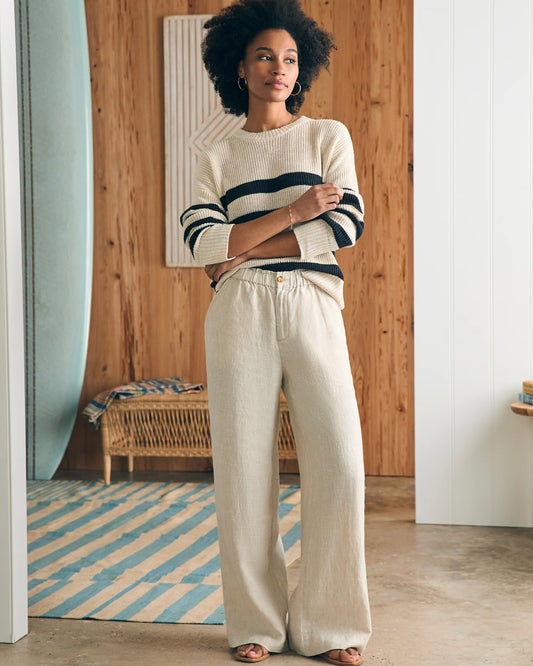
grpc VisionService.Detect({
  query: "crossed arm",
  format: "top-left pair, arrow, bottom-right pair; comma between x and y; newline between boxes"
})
205,182 -> 344,282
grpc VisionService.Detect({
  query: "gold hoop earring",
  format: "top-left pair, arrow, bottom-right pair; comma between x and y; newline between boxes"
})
290,81 -> 302,96
237,76 -> 247,91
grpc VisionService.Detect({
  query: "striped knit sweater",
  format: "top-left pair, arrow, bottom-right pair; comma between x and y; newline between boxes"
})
180,115 -> 364,309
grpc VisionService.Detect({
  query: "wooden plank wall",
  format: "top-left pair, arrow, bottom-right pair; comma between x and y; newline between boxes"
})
61,0 -> 413,476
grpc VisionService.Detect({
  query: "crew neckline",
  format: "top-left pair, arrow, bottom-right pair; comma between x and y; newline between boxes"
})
234,115 -> 307,139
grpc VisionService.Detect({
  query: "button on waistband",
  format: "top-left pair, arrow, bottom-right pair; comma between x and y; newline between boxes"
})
277,275 -> 284,283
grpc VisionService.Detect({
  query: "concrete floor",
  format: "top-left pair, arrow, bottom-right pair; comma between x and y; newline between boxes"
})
1,474 -> 532,666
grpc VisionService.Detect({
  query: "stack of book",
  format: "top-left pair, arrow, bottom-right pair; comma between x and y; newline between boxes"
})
518,380 -> 533,406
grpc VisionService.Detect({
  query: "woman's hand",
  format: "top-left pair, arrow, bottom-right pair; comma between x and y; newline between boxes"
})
205,252 -> 249,282
291,183 -> 344,224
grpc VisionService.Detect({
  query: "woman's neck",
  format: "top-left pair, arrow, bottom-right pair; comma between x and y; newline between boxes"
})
243,104 -> 296,133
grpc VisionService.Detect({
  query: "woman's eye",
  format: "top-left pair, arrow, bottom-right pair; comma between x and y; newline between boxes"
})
286,58 -> 297,64
259,55 -> 272,61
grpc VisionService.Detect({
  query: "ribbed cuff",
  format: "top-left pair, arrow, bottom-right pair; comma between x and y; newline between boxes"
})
293,220 -> 337,259
195,224 -> 235,265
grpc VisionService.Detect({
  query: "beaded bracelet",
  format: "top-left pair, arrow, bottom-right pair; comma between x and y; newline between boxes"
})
288,203 -> 294,231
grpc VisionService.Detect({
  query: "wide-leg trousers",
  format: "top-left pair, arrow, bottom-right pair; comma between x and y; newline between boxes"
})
204,268 -> 372,657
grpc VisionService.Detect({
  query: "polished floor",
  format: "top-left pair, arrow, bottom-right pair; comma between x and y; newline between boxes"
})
1,474 -> 532,665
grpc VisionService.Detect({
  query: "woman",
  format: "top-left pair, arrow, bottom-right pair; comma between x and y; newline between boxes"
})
180,1 -> 371,663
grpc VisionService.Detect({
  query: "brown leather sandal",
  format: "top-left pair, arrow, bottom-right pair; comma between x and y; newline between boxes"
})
322,648 -> 364,666
234,644 -> 271,663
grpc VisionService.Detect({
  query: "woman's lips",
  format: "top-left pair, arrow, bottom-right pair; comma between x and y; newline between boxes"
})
267,81 -> 287,89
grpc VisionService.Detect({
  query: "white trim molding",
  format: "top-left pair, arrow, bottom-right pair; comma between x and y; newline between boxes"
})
0,0 -> 29,644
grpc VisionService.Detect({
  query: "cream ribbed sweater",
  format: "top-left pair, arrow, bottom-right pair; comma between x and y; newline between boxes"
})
180,116 -> 364,309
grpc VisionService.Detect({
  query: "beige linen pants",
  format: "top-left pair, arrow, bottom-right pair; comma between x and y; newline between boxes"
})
204,268 -> 371,657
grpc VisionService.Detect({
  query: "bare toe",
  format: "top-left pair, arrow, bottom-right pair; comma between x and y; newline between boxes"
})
324,648 -> 362,664
235,643 -> 270,662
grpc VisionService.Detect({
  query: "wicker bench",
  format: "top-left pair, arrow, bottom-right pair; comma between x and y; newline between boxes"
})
100,392 -> 296,484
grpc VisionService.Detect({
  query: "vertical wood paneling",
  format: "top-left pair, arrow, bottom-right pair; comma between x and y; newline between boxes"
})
332,0 -> 414,475
300,0 -> 334,118
63,0 -> 413,476
415,0 -> 533,527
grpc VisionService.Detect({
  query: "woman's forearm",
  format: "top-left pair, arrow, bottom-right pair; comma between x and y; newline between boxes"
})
246,230 -> 300,259
227,183 -> 343,258
227,206 -> 292,258
204,230 -> 300,283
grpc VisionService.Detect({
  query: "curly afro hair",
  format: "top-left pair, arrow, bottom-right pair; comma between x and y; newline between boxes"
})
201,0 -> 336,116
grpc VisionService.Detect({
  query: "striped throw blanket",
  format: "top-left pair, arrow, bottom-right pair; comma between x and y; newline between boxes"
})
82,378 -> 204,428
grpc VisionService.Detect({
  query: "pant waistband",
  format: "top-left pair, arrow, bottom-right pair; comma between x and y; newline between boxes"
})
228,267 -> 313,288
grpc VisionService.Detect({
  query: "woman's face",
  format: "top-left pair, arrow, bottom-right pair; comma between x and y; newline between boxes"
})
238,29 -> 299,108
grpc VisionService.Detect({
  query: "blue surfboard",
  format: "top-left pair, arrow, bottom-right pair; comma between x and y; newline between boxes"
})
17,0 -> 93,479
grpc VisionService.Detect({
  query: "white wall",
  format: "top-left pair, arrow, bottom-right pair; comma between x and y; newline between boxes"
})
0,0 -> 28,644
414,0 -> 533,526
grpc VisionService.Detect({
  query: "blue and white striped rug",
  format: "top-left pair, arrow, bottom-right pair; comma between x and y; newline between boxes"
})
27,480 -> 301,624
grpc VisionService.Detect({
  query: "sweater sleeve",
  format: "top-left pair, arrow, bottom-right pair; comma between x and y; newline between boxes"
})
293,122 -> 364,260
179,151 -> 235,266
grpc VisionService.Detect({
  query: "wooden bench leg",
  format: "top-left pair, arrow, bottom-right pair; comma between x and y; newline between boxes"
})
128,455 -> 134,473
104,454 -> 112,485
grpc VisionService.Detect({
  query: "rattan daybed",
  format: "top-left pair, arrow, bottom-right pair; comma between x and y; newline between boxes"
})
100,391 -> 296,483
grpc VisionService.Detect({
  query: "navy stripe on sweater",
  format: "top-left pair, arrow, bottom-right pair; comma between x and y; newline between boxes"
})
342,190 -> 363,215
321,213 -> 354,249
180,202 -> 225,226
258,262 -> 344,280
210,262 -> 344,289
231,209 -> 276,226
183,217 -> 220,245
334,208 -> 364,241
188,227 -> 208,258
220,172 -> 322,210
